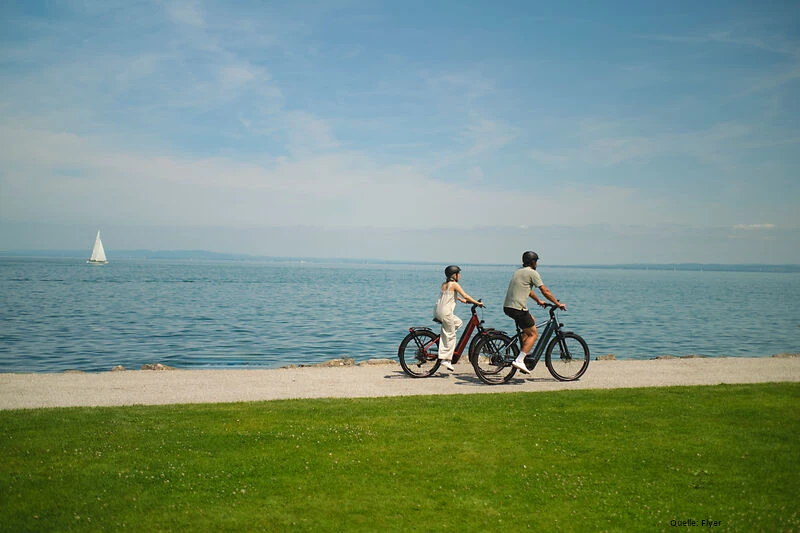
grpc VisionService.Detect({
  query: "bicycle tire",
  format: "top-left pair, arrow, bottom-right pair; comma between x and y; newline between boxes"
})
398,330 -> 441,378
545,332 -> 590,381
471,331 -> 519,385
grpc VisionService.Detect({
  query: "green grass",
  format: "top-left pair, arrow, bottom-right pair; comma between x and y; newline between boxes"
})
1,383 -> 798,532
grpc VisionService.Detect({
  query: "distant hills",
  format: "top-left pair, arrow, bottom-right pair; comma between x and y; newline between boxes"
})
1,250 -> 798,272
0,249 -> 267,261
554,263 -> 800,273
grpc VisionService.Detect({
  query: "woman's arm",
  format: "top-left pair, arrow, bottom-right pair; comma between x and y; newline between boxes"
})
453,282 -> 483,306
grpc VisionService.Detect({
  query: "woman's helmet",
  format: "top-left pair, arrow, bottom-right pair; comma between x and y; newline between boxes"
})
444,265 -> 461,280
522,251 -> 539,267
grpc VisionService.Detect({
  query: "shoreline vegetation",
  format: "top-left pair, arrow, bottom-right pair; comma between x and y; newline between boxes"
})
1,251 -> 799,272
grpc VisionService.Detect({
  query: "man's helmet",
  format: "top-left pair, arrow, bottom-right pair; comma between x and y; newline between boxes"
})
522,251 -> 539,267
444,265 -> 461,280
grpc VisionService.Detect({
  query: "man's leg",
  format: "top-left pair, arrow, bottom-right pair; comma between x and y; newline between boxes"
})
513,323 -> 538,374
520,325 -> 538,355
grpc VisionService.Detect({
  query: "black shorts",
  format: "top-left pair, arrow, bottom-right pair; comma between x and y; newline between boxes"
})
503,307 -> 535,330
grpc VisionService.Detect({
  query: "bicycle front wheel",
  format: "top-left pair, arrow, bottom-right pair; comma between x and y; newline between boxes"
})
545,332 -> 590,381
471,332 -> 519,385
398,330 -> 441,378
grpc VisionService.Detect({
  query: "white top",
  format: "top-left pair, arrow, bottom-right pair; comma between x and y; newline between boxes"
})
433,286 -> 457,319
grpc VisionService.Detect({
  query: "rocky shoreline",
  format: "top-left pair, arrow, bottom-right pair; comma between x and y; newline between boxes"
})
56,353 -> 800,374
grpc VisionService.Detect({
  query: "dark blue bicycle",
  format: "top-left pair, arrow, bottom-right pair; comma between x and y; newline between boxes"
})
470,303 -> 590,384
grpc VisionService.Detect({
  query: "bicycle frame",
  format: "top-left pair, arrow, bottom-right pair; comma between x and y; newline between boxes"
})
512,306 -> 563,369
470,302 -> 590,384
408,304 -> 486,364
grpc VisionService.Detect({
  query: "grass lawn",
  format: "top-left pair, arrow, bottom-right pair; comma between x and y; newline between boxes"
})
1,383 -> 798,532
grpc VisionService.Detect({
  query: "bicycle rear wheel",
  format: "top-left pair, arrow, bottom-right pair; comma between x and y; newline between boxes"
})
471,332 -> 519,385
398,330 -> 441,378
545,332 -> 590,381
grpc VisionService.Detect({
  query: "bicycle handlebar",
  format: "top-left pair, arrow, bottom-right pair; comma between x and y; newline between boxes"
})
539,303 -> 563,316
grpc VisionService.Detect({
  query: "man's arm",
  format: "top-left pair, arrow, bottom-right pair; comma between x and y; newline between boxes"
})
528,290 -> 546,307
538,285 -> 566,310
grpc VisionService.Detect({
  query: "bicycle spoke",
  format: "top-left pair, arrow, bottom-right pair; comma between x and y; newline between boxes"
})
398,330 -> 441,378
472,333 -> 518,385
545,333 -> 590,381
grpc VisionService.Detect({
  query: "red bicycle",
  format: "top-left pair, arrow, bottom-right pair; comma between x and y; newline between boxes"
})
398,302 -> 510,378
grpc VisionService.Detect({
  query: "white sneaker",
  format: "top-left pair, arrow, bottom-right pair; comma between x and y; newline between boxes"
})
512,360 -> 530,374
441,360 -> 455,372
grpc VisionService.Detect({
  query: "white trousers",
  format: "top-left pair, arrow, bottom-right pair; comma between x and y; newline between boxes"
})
436,313 -> 462,361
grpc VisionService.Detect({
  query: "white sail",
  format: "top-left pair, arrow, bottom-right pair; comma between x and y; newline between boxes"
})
88,230 -> 108,264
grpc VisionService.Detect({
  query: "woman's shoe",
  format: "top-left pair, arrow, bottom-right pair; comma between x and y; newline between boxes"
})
441,360 -> 455,371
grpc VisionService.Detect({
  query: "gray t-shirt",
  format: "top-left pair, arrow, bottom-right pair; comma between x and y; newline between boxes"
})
503,267 -> 543,311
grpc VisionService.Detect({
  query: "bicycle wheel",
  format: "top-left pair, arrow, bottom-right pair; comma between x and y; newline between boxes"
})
545,332 -> 590,381
398,330 -> 441,378
471,331 -> 519,385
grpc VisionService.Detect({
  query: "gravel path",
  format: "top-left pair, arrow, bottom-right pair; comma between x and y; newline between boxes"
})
1,356 -> 798,410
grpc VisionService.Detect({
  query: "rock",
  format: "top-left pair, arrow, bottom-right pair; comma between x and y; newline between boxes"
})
358,358 -> 398,366
654,354 -> 707,360
313,358 -> 356,367
596,354 -> 616,361
110,365 -> 126,372
141,363 -> 176,371
773,353 -> 800,358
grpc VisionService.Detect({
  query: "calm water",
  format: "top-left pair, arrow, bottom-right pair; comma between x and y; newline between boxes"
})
1,258 -> 798,373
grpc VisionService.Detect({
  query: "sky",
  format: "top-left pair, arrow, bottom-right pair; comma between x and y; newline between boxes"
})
1,0 -> 798,264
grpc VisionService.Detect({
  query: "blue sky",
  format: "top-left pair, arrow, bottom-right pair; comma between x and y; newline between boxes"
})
1,1 -> 798,263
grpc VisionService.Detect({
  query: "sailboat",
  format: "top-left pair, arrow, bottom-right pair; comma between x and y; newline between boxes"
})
87,230 -> 108,264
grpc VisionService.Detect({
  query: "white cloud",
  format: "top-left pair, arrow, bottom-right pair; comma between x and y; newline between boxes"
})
219,64 -> 258,89
467,166 -> 484,182
166,2 -> 205,28
282,111 -> 340,153
0,124 -> 667,231
733,224 -> 776,230
463,117 -> 516,155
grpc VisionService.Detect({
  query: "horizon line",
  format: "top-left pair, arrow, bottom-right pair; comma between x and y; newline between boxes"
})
1,249 -> 798,271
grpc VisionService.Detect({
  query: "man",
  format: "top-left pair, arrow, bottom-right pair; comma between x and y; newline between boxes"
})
502,251 -> 566,374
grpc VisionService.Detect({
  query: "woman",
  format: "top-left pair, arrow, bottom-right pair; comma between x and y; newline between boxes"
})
433,265 -> 483,372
